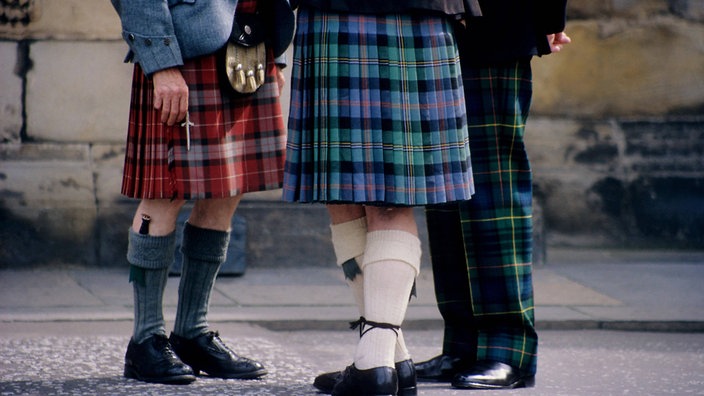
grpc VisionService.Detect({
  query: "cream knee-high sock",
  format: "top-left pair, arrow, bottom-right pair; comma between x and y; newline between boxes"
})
330,220 -> 414,363
354,230 -> 421,370
330,217 -> 367,312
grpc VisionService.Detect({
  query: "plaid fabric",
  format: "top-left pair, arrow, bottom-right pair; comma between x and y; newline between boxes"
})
425,59 -> 538,375
282,7 -> 473,206
121,5 -> 286,200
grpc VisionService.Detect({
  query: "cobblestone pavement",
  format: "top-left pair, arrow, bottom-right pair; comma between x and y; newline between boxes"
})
2,322 -> 704,395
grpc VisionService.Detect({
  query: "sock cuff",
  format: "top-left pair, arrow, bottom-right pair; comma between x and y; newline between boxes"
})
363,230 -> 422,275
181,222 -> 230,263
127,229 -> 176,269
330,217 -> 367,266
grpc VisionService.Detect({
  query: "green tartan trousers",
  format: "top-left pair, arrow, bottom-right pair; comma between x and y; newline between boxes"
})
425,58 -> 538,375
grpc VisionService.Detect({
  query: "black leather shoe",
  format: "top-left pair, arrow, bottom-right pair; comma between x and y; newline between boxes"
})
314,359 -> 417,395
123,334 -> 196,384
169,331 -> 267,379
452,360 -> 535,389
414,354 -> 474,382
331,364 -> 397,396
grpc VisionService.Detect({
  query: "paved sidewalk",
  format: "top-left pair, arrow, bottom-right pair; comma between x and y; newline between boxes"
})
1,248 -> 704,395
1,248 -> 703,331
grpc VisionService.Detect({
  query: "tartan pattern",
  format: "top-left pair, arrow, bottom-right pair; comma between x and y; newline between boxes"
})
121,7 -> 286,200
282,7 -> 474,206
425,59 -> 538,375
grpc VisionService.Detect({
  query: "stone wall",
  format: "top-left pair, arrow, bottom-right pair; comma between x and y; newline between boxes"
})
1,0 -> 703,268
528,0 -> 704,247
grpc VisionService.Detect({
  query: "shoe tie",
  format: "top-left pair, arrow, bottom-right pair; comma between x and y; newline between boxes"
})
349,316 -> 400,338
153,334 -> 181,361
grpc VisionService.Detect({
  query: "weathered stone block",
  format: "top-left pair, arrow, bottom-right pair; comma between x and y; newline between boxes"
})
26,40 -> 132,143
0,0 -> 121,40
526,118 -> 622,172
628,176 -> 704,246
670,0 -> 704,22
95,203 -> 136,268
0,143 -> 101,267
0,205 -> 98,267
0,42 -> 22,143
526,118 -> 628,245
568,0 -> 668,19
92,143 -> 130,205
0,143 -> 94,212
621,120 -> 704,173
533,18 -> 704,117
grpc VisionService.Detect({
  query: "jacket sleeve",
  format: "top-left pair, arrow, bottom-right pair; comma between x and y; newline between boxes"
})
110,0 -> 185,76
535,0 -> 567,35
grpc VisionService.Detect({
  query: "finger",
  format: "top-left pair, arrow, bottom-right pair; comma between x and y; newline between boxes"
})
177,94 -> 188,124
160,98 -> 171,125
153,89 -> 164,113
166,97 -> 179,126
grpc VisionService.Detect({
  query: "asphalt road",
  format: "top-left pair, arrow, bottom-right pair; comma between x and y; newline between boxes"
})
1,321 -> 703,395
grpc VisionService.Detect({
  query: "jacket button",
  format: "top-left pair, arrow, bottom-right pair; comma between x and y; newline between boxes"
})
164,38 -> 171,46
128,33 -> 135,41
145,38 -> 152,46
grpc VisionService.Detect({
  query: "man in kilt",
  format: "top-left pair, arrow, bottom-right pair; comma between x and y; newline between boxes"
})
110,0 -> 294,385
283,1 -> 480,394
415,0 -> 571,390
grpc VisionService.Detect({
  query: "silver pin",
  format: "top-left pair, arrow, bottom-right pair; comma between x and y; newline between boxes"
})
180,112 -> 194,151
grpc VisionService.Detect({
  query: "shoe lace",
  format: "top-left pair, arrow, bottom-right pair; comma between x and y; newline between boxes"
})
349,316 -> 400,338
152,334 -> 180,360
204,330 -> 243,358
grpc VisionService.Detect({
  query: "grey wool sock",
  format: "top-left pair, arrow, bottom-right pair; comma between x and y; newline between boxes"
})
127,229 -> 175,343
173,222 -> 229,339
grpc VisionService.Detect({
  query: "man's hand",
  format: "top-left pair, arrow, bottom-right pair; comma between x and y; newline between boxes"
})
276,65 -> 286,95
152,67 -> 188,126
547,31 -> 572,53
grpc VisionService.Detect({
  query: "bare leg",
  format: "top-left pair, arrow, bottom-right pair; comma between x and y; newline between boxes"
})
188,195 -> 243,231
130,199 -> 187,236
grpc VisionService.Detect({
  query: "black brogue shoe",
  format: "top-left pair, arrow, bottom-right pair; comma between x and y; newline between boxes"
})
414,354 -> 474,382
331,364 -> 397,396
314,359 -> 417,395
123,334 -> 196,384
170,331 -> 267,379
452,360 -> 535,389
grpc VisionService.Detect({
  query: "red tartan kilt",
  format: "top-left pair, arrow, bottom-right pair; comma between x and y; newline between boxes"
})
120,51 -> 286,200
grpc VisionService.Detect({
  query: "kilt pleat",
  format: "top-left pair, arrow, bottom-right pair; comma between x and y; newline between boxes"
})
121,45 -> 286,200
283,7 -> 474,206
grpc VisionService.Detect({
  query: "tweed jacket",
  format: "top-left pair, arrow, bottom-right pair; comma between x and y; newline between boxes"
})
458,0 -> 567,66
111,0 -> 294,76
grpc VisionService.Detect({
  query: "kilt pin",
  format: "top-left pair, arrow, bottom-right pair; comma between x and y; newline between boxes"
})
425,59 -> 538,376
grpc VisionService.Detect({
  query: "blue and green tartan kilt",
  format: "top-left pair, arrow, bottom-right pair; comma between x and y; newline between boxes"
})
282,7 -> 474,206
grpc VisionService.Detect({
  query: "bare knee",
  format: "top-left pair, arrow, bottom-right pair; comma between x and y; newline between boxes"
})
365,206 -> 418,235
327,204 -> 366,225
189,196 -> 242,231
132,199 -> 187,235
